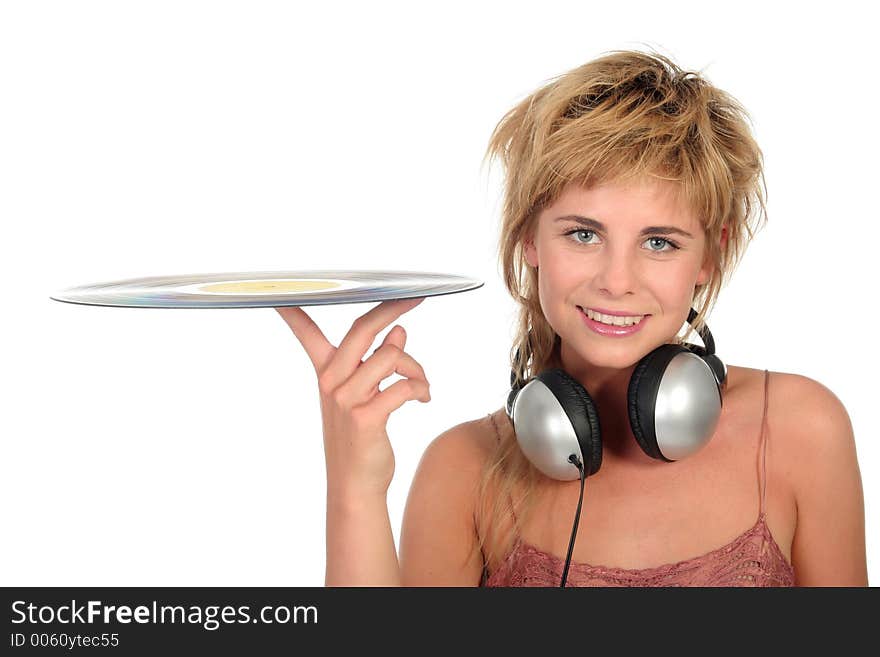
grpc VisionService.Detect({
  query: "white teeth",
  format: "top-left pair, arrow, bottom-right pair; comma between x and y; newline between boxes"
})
583,307 -> 645,326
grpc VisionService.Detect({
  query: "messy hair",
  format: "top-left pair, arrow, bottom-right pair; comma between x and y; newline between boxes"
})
472,49 -> 768,578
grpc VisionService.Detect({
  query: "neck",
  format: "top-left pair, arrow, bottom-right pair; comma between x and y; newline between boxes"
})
558,340 -> 657,465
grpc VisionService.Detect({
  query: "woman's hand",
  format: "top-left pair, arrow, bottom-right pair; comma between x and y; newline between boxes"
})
275,297 -> 430,500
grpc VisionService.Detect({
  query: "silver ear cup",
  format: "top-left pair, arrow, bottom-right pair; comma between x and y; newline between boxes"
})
509,378 -> 585,481
652,351 -> 723,460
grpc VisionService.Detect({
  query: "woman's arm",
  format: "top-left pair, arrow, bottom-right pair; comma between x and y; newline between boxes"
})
275,298 -> 431,587
786,375 -> 868,586
326,487 -> 401,586
327,416 -> 488,587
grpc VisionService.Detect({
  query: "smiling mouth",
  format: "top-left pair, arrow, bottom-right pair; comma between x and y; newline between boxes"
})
578,306 -> 650,327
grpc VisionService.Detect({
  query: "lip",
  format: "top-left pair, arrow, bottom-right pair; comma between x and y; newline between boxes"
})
582,306 -> 649,317
579,306 -> 649,337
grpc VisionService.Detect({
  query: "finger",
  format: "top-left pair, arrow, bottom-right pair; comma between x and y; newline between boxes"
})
372,324 -> 406,355
360,325 -> 402,392
367,377 -> 432,420
361,325 -> 407,396
274,306 -> 336,373
331,297 -> 425,387
346,339 -> 429,402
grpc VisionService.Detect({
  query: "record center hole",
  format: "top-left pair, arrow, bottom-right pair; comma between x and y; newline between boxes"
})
198,280 -> 342,294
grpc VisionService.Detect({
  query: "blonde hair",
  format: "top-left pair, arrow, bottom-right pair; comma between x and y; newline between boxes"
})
473,48 -> 769,578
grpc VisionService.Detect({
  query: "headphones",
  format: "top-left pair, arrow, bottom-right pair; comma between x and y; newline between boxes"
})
505,307 -> 727,481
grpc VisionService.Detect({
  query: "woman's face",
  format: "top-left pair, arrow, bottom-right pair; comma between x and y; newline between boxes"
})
524,178 -> 714,373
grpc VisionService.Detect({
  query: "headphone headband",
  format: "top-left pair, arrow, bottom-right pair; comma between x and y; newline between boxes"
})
686,307 -> 715,356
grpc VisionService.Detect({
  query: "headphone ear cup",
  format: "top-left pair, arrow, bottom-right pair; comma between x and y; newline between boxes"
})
628,344 -> 724,462
535,369 -> 603,476
627,344 -> 688,462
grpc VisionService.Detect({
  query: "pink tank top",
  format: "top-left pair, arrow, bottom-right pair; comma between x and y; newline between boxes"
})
481,369 -> 795,587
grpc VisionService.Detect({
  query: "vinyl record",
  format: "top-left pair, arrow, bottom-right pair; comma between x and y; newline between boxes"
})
49,270 -> 484,308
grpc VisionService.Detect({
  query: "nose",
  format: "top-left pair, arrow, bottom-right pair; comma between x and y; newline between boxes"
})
593,245 -> 638,298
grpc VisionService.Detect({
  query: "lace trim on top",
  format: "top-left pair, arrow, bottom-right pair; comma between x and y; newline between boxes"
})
483,511 -> 794,587
481,369 -> 795,587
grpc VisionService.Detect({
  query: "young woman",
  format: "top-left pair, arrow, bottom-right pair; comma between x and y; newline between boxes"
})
276,50 -> 867,586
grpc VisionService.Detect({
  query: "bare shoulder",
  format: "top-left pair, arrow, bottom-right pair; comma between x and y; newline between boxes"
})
767,369 -> 860,490
726,366 -> 852,442
764,370 -> 855,449
722,366 -> 858,505
761,369 -> 866,584
398,409 -> 505,585
416,409 -> 503,475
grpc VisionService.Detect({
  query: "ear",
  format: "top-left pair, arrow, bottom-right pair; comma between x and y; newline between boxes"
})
719,223 -> 729,250
696,224 -> 727,286
523,237 -> 539,268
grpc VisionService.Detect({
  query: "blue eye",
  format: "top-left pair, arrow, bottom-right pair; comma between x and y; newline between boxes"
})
563,228 -> 680,252
566,229 -> 599,245
645,236 -> 680,252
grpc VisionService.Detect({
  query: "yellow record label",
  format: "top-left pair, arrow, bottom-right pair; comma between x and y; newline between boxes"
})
198,280 -> 342,294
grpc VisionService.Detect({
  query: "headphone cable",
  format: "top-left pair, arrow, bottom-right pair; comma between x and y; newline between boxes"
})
560,454 -> 586,587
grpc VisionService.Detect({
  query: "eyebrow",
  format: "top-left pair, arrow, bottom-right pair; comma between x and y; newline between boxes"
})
553,214 -> 695,239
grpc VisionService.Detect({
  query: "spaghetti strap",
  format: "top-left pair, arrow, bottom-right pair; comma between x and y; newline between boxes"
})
757,369 -> 771,517
486,412 -> 521,527
487,412 -> 503,447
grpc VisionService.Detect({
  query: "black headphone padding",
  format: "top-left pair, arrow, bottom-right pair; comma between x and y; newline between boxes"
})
536,369 -> 603,476
627,345 -> 685,463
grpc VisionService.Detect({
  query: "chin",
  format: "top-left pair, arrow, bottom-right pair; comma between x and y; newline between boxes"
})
566,327 -> 670,369
561,338 -> 650,372
580,352 -> 645,372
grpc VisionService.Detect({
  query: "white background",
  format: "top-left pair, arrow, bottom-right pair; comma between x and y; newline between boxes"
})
1,0 -> 876,586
